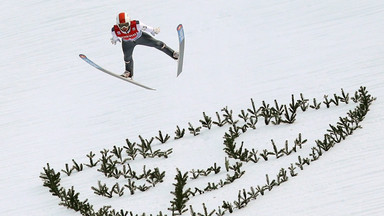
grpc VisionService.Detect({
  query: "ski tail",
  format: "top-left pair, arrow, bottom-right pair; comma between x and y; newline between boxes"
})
177,24 -> 185,77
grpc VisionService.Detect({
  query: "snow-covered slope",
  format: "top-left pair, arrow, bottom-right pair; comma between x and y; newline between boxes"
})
1,0 -> 384,215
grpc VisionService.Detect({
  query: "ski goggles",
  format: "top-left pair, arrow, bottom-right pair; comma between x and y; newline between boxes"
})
118,23 -> 130,31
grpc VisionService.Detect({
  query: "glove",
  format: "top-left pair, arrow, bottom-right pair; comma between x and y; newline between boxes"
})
110,37 -> 121,45
151,27 -> 160,36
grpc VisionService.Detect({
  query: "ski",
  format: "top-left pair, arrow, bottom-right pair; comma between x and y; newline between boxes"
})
79,54 -> 155,91
176,24 -> 185,77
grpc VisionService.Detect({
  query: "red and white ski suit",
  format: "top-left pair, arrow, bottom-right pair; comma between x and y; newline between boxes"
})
111,20 -> 177,75
111,20 -> 157,42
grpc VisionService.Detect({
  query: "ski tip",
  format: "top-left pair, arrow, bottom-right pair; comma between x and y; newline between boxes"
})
177,24 -> 183,30
79,54 -> 86,59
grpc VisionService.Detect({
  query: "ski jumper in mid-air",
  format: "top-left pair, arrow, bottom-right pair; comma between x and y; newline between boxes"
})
110,12 -> 179,78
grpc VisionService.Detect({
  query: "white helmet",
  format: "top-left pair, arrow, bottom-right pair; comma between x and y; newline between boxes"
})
116,12 -> 131,25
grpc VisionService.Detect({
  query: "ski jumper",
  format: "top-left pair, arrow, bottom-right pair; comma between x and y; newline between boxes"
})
111,20 -> 176,75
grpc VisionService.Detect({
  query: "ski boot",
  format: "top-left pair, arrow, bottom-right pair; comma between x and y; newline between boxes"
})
121,71 -> 133,79
173,51 -> 180,60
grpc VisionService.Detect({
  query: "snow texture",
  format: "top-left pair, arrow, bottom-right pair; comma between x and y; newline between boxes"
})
1,0 -> 384,215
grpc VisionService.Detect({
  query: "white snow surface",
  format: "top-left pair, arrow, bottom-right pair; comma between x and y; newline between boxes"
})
1,0 -> 384,215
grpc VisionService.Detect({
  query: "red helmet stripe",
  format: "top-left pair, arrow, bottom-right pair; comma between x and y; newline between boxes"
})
119,13 -> 126,23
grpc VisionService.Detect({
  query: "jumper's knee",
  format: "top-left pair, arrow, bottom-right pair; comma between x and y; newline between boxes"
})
154,41 -> 165,50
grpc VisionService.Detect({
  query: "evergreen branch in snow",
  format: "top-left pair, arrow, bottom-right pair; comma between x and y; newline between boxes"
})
156,130 -> 171,144
188,122 -> 201,136
174,125 -> 186,139
200,112 -> 213,129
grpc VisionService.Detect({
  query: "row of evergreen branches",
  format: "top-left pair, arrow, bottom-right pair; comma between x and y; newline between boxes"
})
223,133 -> 307,162
40,86 -> 375,216
60,139 -> 172,178
209,86 -> 375,215
91,166 -> 166,198
171,86 -> 374,216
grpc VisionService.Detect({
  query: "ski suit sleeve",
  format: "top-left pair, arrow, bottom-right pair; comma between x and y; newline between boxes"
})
138,22 -> 159,36
110,27 -> 121,44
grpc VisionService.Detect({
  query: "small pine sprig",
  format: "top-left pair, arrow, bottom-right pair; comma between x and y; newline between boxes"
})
256,185 -> 266,196
339,88 -> 349,104
174,125 -> 186,139
356,86 -> 376,110
309,146 -> 322,161
61,163 -> 74,176
330,94 -> 340,106
276,168 -> 289,185
247,186 -> 259,200
204,182 -> 219,192
200,112 -> 213,129
294,133 -> 307,149
188,122 -> 201,136
289,94 -> 301,113
151,148 -> 173,159
265,174 -> 276,191
259,101 -> 273,125
247,98 -> 260,120
315,134 -> 335,151
199,203 -> 216,216
189,205 -> 198,216
288,163 -> 298,177
109,209 -> 129,216
215,206 -> 226,216
295,156 -> 310,170
282,104 -> 297,124
156,130 -> 171,144
146,167 -> 166,187
310,98 -> 321,110
223,136 -> 237,159
111,183 -> 125,197
246,116 -> 258,129
270,139 -> 283,159
123,139 -> 138,160
168,169 -> 191,215
233,189 -> 251,209
248,148 -> 260,163
281,140 -> 296,155
40,163 -> 63,197
208,162 -> 221,174
85,151 -> 99,168
97,150 -> 117,178
238,109 -> 249,123
227,162 -> 245,181
71,159 -> 83,172
137,183 -> 151,192
327,124 -> 345,143
222,106 -> 237,125
138,135 -> 154,158
260,149 -> 273,161
213,111 -> 226,127
221,201 -> 234,213
124,179 -> 137,195
271,100 -> 284,125
112,145 -> 127,164
91,181 -> 112,198
273,99 -> 285,116
59,186 -> 91,211
337,116 -> 354,135
298,93 -> 310,112
323,95 -> 332,108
